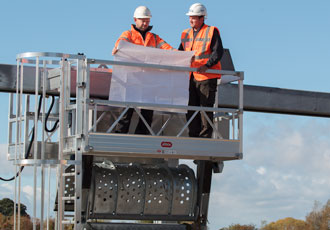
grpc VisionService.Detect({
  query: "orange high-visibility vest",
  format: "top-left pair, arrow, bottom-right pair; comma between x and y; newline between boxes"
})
181,24 -> 221,81
115,25 -> 173,50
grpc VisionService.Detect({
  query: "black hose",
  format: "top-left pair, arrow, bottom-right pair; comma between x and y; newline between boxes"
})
45,95 -> 59,132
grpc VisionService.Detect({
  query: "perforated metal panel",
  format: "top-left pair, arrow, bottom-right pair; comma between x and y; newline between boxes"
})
171,165 -> 195,216
54,165 -> 75,211
89,163 -> 196,220
92,164 -> 118,214
116,164 -> 145,214
64,165 -> 75,204
143,166 -> 172,215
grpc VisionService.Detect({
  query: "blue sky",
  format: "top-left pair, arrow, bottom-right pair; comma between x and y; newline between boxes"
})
1,0 -> 330,229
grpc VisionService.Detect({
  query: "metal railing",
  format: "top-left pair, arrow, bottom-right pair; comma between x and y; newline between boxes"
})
85,58 -> 243,153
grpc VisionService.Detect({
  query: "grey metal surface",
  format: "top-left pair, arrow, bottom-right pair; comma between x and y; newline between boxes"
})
0,63 -> 112,98
89,163 -> 196,220
219,84 -> 330,117
3,62 -> 330,117
171,165 -> 196,216
143,166 -> 172,215
16,51 -> 85,60
86,133 -> 241,161
92,164 -> 118,215
221,49 -> 235,71
0,64 -> 37,94
116,164 -> 145,214
7,142 -> 58,160
10,159 -> 78,166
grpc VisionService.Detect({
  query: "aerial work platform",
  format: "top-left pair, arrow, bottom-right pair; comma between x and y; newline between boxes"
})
7,51 -> 243,230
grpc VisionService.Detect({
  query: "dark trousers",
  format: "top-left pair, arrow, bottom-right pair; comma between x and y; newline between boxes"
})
186,77 -> 217,138
185,77 -> 218,227
115,108 -> 154,134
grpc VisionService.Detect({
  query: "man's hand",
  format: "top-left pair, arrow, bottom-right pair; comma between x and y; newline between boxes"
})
112,47 -> 119,55
196,65 -> 208,73
190,55 -> 195,64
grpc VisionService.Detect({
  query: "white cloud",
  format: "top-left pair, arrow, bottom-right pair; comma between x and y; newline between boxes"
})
22,185 -> 34,204
0,183 -> 14,197
256,166 -> 266,175
1,182 -> 13,191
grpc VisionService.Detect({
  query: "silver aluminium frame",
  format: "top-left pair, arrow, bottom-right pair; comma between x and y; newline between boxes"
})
8,51 -> 244,229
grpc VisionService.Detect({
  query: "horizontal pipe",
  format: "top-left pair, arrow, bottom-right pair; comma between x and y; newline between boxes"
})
1,63 -> 330,117
219,84 -> 330,118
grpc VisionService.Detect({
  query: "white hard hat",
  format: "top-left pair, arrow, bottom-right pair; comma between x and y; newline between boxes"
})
186,3 -> 207,18
133,6 -> 152,19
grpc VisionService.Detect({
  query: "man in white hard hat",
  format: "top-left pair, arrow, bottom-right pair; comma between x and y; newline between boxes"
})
112,6 -> 173,134
179,4 -> 224,228
179,3 -> 224,138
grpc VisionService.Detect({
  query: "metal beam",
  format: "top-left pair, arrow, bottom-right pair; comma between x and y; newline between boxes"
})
1,63 -> 330,118
219,84 -> 330,118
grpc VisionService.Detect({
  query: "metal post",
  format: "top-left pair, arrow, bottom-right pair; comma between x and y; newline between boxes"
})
84,62 -> 90,147
238,72 -> 244,153
93,104 -> 97,132
232,113 -> 235,139
13,58 -> 20,230
58,58 -> 68,230
33,56 -> 40,230
24,95 -> 30,162
73,57 -> 86,229
212,79 -> 220,139
195,160 -> 213,230
17,59 -> 27,230
40,60 -> 47,230
47,166 -> 51,230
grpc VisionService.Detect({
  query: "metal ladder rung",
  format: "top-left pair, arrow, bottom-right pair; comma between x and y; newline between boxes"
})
62,219 -> 74,225
63,172 -> 75,176
63,149 -> 74,153
62,196 -> 76,201
66,104 -> 77,110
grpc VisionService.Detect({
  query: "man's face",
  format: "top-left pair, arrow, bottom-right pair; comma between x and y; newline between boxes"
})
134,18 -> 150,31
189,16 -> 204,30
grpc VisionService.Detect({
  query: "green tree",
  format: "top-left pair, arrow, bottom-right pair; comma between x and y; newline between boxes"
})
0,198 -> 28,216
